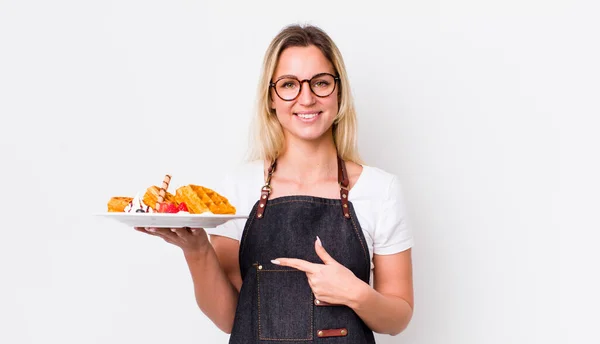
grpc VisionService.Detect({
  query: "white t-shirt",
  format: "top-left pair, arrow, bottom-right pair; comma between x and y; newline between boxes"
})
206,160 -> 414,270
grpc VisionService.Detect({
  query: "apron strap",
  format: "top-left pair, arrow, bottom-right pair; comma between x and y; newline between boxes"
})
338,156 -> 351,219
255,157 -> 350,219
256,159 -> 276,219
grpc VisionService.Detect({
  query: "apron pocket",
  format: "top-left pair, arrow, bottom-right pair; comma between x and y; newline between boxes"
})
257,268 -> 313,340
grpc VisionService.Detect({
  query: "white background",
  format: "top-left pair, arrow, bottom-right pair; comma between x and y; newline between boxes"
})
1,0 -> 598,343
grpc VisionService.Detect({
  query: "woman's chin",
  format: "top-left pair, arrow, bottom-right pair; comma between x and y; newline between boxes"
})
285,128 -> 334,143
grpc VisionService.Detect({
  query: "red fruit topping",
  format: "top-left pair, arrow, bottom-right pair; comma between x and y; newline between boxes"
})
158,202 -> 179,213
166,202 -> 179,213
178,202 -> 189,212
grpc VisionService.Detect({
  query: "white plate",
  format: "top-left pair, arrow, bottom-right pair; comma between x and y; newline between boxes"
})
95,212 -> 249,228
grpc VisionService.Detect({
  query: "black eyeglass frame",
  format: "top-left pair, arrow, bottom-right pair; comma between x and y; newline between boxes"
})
269,72 -> 340,101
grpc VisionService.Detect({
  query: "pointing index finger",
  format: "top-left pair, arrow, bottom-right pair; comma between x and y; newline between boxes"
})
272,258 -> 319,273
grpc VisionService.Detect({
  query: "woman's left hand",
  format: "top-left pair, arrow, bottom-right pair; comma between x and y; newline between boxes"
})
271,236 -> 366,308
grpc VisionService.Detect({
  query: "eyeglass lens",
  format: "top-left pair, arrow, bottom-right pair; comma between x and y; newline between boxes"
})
274,74 -> 336,100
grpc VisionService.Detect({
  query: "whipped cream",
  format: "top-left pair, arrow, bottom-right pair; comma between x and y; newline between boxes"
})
124,193 -> 154,213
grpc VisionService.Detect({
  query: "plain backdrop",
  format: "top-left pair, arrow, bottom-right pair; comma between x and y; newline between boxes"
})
1,0 -> 598,343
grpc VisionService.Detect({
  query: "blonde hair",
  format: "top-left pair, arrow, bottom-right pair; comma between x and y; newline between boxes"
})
246,24 -> 363,164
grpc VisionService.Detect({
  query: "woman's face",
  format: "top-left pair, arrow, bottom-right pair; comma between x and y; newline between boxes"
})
270,45 -> 339,143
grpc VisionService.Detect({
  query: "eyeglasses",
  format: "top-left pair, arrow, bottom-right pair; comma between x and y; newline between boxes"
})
270,72 -> 340,101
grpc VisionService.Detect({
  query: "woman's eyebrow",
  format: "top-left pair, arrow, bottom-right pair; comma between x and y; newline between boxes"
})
273,72 -> 333,81
273,74 -> 297,81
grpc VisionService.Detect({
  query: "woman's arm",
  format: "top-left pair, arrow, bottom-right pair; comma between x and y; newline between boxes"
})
184,234 -> 242,333
349,249 -> 414,335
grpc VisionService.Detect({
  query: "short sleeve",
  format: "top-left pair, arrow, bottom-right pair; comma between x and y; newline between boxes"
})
373,175 -> 414,255
205,172 -> 245,241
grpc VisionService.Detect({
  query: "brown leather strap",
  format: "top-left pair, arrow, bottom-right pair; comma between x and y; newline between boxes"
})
256,160 -> 276,219
338,156 -> 351,219
337,155 -> 349,188
256,157 -> 351,219
317,328 -> 348,337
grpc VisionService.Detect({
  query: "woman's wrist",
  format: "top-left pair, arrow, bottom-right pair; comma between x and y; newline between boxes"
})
345,277 -> 371,310
183,243 -> 213,261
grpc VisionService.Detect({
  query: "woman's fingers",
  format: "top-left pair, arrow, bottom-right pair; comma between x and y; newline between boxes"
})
189,227 -> 205,236
132,226 -> 209,252
171,227 -> 192,239
135,227 -> 177,242
134,227 -> 162,237
151,227 -> 177,238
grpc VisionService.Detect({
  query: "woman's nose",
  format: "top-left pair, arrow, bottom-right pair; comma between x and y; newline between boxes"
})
297,81 -> 316,106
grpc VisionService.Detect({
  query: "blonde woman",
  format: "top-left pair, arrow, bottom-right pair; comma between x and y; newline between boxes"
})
138,24 -> 414,343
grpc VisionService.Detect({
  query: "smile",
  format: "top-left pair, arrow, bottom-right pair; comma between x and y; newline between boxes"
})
294,112 -> 322,121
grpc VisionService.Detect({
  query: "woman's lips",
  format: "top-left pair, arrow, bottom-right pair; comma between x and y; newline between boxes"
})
294,111 -> 322,122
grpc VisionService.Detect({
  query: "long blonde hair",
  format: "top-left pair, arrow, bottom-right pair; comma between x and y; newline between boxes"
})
246,24 -> 363,164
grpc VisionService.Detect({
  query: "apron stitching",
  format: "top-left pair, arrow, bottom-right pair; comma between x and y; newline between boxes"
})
257,267 -> 261,339
266,199 -> 344,206
258,269 -> 305,272
310,287 -> 314,340
259,339 -> 313,341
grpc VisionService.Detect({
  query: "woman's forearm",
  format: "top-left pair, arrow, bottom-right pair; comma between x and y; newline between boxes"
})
183,246 -> 239,334
349,281 -> 413,336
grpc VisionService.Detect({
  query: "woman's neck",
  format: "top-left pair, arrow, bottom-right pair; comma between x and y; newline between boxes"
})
275,135 -> 338,184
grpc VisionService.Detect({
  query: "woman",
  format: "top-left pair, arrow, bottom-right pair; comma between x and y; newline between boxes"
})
138,24 -> 414,343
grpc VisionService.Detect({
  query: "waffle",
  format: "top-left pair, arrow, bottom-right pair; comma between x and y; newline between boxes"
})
107,196 -> 133,212
175,184 -> 236,214
142,185 -> 178,211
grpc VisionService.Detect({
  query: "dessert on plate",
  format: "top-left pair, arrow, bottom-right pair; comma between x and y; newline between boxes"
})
106,174 -> 236,215
175,184 -> 236,215
107,196 -> 133,212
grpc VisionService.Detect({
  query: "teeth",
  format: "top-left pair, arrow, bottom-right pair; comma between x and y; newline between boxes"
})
296,113 -> 319,119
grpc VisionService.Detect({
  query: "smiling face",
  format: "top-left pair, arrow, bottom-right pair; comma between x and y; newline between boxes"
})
270,45 -> 339,143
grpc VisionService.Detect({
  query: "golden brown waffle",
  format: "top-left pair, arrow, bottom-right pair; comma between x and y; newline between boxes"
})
107,196 -> 133,212
143,185 -> 178,211
175,184 -> 236,214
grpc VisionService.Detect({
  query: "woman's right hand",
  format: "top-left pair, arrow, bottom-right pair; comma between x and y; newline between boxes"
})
134,226 -> 211,254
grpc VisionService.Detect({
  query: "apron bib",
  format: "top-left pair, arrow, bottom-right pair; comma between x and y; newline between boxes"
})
229,157 -> 376,343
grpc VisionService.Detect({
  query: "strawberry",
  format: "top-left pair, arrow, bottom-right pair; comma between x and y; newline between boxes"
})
158,202 -> 179,213
166,202 -> 179,213
178,202 -> 189,212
